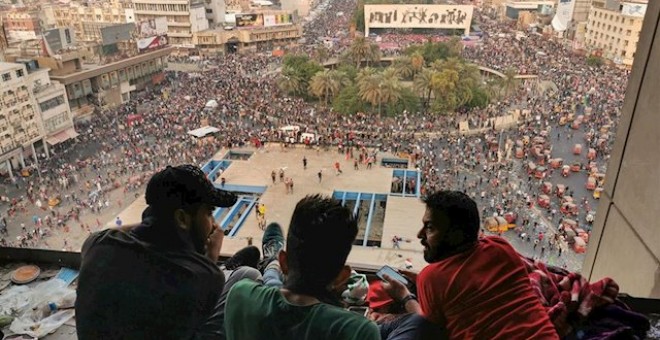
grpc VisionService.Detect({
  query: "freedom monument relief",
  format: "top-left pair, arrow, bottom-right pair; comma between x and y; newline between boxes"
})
364,4 -> 474,36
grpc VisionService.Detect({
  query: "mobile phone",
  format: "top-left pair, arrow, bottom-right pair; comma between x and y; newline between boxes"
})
376,265 -> 409,287
348,306 -> 368,317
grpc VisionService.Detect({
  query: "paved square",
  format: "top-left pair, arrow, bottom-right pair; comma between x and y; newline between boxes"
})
114,145 -> 428,270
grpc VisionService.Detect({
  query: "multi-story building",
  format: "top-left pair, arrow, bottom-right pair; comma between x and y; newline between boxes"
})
584,0 -> 646,66
40,46 -> 173,118
205,0 -> 226,28
23,62 -> 76,147
2,9 -> 41,41
194,22 -> 302,55
132,0 -> 209,46
48,0 -> 135,43
0,62 -> 47,178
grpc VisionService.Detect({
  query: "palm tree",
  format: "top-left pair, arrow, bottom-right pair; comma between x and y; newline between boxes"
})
410,52 -> 424,75
358,73 -> 383,109
393,56 -> 414,79
382,67 -> 400,81
365,43 -> 381,67
309,70 -> 342,105
278,71 -> 304,95
314,46 -> 331,64
379,76 -> 403,115
500,68 -> 519,96
413,68 -> 434,111
349,36 -> 371,68
356,67 -> 378,87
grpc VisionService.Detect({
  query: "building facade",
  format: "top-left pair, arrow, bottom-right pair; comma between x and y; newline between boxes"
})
194,23 -> 302,55
0,62 -> 46,178
45,46 -> 173,117
2,9 -> 41,41
50,0 -> 135,43
584,0 -> 646,66
26,66 -> 76,146
132,0 -> 209,46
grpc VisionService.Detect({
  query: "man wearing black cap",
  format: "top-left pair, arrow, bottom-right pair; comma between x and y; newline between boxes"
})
75,165 -> 238,339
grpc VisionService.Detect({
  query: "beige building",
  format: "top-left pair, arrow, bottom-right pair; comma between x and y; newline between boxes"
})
583,0 -> 659,299
41,47 -> 173,117
132,0 -> 209,46
48,0 -> 135,43
194,22 -> 302,55
584,0 -> 646,66
0,62 -> 47,178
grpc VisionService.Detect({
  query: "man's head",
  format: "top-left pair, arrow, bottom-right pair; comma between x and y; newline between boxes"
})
418,190 -> 480,263
145,165 -> 237,253
279,195 -> 358,302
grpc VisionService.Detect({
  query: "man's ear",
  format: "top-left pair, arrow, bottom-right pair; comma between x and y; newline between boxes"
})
173,208 -> 191,231
331,265 -> 352,290
278,250 -> 289,275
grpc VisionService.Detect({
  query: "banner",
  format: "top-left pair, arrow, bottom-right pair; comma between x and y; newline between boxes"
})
137,17 -> 168,38
620,3 -> 646,17
236,14 -> 264,27
137,35 -> 168,52
364,5 -> 473,30
264,13 -> 294,27
551,0 -> 575,32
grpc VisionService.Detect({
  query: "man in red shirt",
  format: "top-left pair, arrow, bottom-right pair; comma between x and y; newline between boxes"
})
382,190 -> 558,339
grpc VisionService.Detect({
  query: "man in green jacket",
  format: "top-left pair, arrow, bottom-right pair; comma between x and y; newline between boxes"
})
224,195 -> 380,340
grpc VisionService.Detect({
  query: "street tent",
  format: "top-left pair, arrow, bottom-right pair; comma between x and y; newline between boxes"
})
187,126 -> 220,138
205,100 -> 219,108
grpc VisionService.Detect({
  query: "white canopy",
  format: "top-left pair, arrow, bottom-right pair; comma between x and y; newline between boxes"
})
188,126 -> 220,138
205,100 -> 218,108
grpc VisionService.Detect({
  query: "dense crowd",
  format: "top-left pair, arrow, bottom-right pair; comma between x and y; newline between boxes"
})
1,2 -> 627,270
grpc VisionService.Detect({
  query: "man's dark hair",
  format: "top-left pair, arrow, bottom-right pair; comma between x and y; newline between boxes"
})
422,190 -> 480,243
284,195 -> 358,305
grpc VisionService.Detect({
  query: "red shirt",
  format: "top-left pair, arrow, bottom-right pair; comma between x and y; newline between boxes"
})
417,237 -> 558,339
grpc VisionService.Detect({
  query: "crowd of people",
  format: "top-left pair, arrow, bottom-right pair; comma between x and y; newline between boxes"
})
0,0 -> 627,272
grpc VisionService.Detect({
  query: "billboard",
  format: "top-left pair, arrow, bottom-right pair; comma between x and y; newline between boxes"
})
137,35 -> 168,52
621,3 -> 646,17
264,13 -> 294,27
236,14 -> 264,27
137,17 -> 168,38
551,0 -> 575,32
100,23 -> 136,45
364,5 -> 473,33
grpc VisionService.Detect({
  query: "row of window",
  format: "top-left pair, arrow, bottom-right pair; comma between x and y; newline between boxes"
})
594,10 -> 637,25
586,30 -> 631,47
589,20 -> 634,36
44,112 -> 71,134
1,69 -> 24,82
39,95 -> 66,113
134,3 -> 188,13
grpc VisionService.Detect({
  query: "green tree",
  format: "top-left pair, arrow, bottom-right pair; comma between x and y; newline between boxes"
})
466,85 -> 490,109
278,69 -> 304,95
393,56 -> 414,79
349,36 -> 371,68
337,64 -> 358,82
386,87 -> 420,116
313,45 -> 331,63
309,70 -> 340,105
358,73 -> 382,108
413,68 -> 434,111
586,55 -> 603,67
333,84 -> 368,115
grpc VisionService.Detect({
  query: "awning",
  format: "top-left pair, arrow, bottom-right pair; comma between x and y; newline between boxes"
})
46,128 -> 80,145
187,126 -> 220,138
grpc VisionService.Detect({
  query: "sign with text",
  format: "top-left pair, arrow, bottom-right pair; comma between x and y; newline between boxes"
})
264,13 -> 294,27
236,14 -> 264,27
137,35 -> 168,52
364,4 -> 473,32
137,17 -> 168,38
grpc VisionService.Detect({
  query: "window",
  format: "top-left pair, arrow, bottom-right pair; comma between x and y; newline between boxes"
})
16,69 -> 24,78
1,73 -> 10,81
626,30 -> 632,36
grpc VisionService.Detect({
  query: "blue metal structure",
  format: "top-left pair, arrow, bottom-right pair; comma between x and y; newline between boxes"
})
332,191 -> 388,246
391,169 -> 421,198
381,157 -> 408,168
201,159 -> 233,182
223,150 -> 254,160
214,184 -> 267,194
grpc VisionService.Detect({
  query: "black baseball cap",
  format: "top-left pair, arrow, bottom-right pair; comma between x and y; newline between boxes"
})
145,165 -> 237,209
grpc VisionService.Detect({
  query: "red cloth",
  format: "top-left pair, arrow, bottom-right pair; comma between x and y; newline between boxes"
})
417,237 -> 558,339
520,257 -> 619,337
